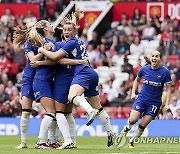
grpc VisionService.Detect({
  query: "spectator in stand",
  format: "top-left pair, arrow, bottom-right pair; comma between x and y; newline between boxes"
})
0,47 -> 11,85
133,58 -> 142,76
0,23 -> 6,41
98,84 -> 108,107
151,15 -> 161,35
130,36 -> 143,56
46,0 -> 58,20
0,8 -> 15,26
122,57 -> 133,74
169,96 -> 180,118
5,80 -> 17,100
0,102 -> 13,117
115,34 -> 130,56
23,10 -> 37,24
142,20 -> 156,41
96,43 -> 112,67
117,19 -> 131,36
88,31 -> 101,49
86,43 -> 96,67
0,84 -> 10,104
128,8 -> 141,28
174,107 -> 180,119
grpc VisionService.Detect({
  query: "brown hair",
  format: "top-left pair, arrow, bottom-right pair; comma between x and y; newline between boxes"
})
13,20 -> 49,47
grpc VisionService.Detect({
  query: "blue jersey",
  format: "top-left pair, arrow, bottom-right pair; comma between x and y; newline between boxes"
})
61,36 -> 89,74
34,38 -> 56,81
23,41 -> 38,79
55,41 -> 74,75
137,64 -> 172,104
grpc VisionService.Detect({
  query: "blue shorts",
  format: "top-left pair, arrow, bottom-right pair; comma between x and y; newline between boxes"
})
72,67 -> 99,97
33,79 -> 54,102
132,99 -> 161,117
21,78 -> 34,99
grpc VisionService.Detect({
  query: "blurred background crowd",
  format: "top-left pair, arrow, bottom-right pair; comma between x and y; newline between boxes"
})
0,0 -> 179,119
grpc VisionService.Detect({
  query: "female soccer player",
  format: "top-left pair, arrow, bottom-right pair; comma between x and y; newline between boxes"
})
13,22 -> 46,149
120,50 -> 172,148
38,10 -> 115,147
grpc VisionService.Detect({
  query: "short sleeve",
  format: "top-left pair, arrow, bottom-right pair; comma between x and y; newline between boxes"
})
137,67 -> 143,78
164,69 -> 172,84
61,40 -> 76,54
23,42 -> 33,55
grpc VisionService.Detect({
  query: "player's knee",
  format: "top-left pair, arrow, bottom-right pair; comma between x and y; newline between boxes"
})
129,118 -> 137,125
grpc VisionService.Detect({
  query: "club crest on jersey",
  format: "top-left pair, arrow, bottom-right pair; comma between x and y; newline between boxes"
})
136,105 -> 140,109
157,76 -> 161,79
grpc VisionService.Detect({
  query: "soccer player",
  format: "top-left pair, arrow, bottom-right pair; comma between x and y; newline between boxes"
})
120,50 -> 172,148
13,22 -> 45,149
38,10 -> 115,147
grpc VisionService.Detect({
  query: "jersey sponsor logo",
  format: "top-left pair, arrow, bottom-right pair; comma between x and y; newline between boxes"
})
157,75 -> 161,79
143,79 -> 162,86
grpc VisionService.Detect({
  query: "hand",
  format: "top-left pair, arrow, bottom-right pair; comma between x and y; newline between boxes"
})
82,59 -> 89,66
30,61 -> 40,68
44,42 -> 54,50
164,104 -> 170,112
38,47 -> 44,53
131,93 -> 138,100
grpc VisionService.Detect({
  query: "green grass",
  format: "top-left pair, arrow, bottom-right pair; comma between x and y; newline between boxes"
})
0,136 -> 180,154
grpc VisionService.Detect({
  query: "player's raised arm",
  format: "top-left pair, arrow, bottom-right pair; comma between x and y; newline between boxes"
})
131,77 -> 140,99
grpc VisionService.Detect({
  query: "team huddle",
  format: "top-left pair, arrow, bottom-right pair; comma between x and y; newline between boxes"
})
13,10 -> 172,150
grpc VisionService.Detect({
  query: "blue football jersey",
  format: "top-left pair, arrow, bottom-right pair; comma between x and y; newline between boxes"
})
137,64 -> 172,104
34,38 -> 57,81
61,36 -> 89,74
23,41 -> 38,79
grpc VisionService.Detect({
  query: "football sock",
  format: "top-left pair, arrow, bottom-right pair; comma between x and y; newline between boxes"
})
98,108 -> 112,136
21,110 -> 31,143
38,113 -> 54,144
65,113 -> 76,143
47,118 -> 57,144
56,113 -> 72,143
126,118 -> 134,130
72,96 -> 94,114
130,125 -> 145,143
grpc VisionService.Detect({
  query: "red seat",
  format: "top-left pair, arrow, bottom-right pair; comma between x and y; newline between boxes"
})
76,107 -> 86,118
121,107 -> 131,118
104,107 -> 117,118
167,55 -> 179,66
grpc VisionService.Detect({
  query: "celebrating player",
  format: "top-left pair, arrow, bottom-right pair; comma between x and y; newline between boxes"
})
38,10 -> 115,147
120,50 -> 172,148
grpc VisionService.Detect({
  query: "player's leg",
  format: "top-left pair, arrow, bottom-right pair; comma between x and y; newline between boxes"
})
55,101 -> 74,149
68,84 -> 98,126
16,96 -> 33,149
128,115 -> 154,148
87,95 -> 114,147
121,109 -> 141,137
64,103 -> 77,148
36,97 -> 56,149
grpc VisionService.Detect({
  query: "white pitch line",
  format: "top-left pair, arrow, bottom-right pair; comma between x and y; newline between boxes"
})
100,152 -> 180,154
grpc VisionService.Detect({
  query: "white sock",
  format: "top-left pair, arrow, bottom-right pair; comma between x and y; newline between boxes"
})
126,118 -> 133,130
38,114 -> 54,144
47,119 -> 56,144
65,113 -> 76,143
56,113 -> 72,143
130,126 -> 144,143
73,96 -> 94,114
98,109 -> 112,136
55,124 -> 59,142
20,111 -> 30,143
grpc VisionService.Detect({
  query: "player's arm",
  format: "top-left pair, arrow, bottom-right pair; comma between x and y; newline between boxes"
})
38,47 -> 66,61
27,52 -> 44,61
30,59 -> 58,68
58,58 -> 88,65
131,77 -> 141,99
164,83 -> 171,111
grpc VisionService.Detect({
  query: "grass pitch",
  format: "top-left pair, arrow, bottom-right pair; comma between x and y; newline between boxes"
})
0,136 -> 180,154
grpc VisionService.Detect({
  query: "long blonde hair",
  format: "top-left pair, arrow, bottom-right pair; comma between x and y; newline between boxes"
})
59,9 -> 84,33
13,20 -> 49,47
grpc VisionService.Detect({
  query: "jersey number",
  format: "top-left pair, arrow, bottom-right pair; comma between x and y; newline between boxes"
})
151,105 -> 157,113
80,44 -> 88,59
